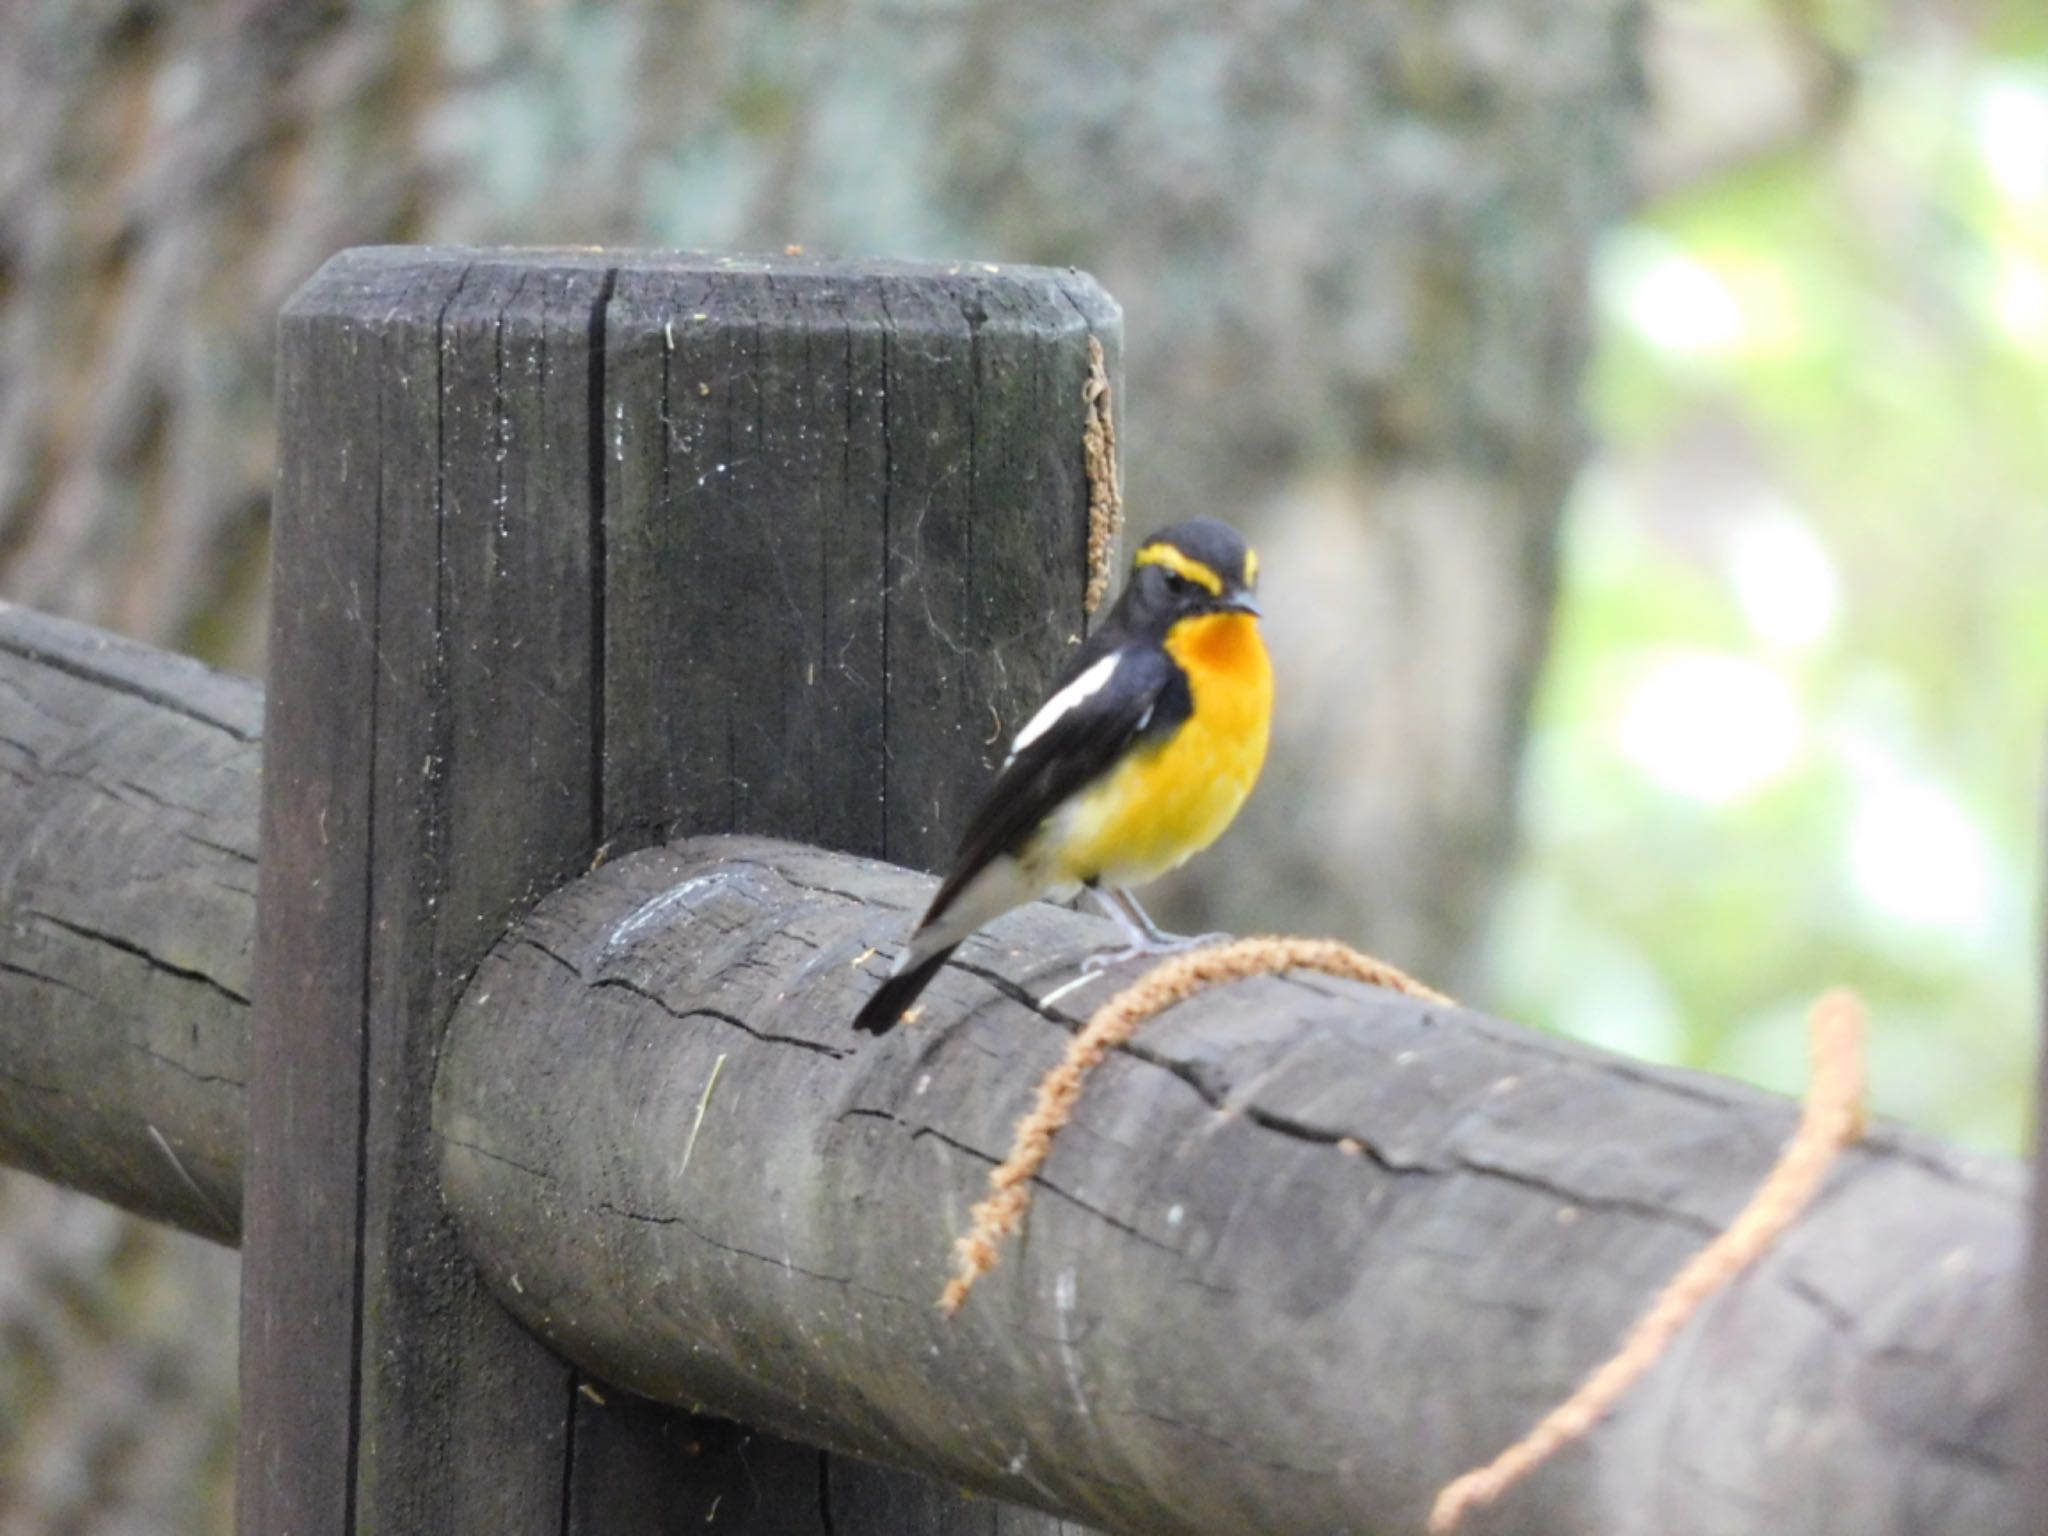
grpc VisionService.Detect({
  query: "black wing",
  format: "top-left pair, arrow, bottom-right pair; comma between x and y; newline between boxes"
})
922,642 -> 1190,926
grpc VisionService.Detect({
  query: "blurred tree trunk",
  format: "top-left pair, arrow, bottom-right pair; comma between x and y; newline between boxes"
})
0,1 -> 1640,1528
914,4 -> 1644,980
0,6 -> 429,1530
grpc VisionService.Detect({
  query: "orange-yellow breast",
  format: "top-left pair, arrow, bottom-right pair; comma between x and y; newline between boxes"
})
1047,612 -> 1272,887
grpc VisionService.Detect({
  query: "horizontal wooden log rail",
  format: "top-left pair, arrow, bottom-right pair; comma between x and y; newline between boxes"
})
0,603 -> 254,1243
0,603 -> 2028,1534
439,839 -> 2025,1536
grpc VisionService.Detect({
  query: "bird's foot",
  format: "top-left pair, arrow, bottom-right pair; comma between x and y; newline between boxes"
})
1078,930 -> 1232,973
1078,940 -> 1167,974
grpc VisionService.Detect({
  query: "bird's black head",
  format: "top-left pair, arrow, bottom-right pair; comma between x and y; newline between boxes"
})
1111,517 -> 1262,638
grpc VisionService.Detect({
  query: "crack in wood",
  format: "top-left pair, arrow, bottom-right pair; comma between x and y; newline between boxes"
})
0,956 -> 95,1000
134,1042 -> 244,1090
943,949 -> 1830,1244
26,910 -> 250,1005
585,973 -> 849,1059
0,630 -> 258,742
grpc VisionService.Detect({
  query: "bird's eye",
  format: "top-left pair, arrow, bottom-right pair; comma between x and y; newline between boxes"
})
1163,572 -> 1195,596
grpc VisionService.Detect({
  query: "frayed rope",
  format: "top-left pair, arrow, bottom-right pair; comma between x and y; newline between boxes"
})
1428,986 -> 1866,1531
938,936 -> 1449,1316
1080,336 -> 1122,616
936,940 -> 1868,1532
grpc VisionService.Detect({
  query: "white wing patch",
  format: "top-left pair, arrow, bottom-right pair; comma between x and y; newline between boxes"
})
1005,652 -> 1124,767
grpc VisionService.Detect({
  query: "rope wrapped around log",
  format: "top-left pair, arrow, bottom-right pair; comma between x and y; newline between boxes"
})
436,838 -> 2024,1536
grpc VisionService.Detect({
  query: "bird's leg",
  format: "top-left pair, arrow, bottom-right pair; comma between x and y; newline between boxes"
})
1111,886 -> 1233,950
1103,885 -> 1174,944
1080,886 -> 1230,972
1079,888 -> 1166,971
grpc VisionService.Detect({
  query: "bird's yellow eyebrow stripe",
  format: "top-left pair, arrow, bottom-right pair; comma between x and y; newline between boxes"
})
1135,544 -> 1224,595
1243,548 -> 1258,585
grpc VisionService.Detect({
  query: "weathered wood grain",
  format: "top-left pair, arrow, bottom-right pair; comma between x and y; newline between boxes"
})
360,255 -> 601,1534
0,603 -> 255,1243
436,836 -> 2028,1536
243,246 -> 1120,1536
597,252 -> 1118,868
242,245 -> 421,1536
244,247 -> 595,1536
593,251 -> 1119,1534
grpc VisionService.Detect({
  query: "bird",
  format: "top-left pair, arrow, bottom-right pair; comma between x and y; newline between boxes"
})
853,516 -> 1271,1035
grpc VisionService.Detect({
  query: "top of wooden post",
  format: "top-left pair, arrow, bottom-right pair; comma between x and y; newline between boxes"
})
285,243 -> 1117,328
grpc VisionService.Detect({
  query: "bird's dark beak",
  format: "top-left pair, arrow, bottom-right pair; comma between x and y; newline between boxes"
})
1221,590 -> 1263,618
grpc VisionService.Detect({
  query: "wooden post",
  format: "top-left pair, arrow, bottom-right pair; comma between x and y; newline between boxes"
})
243,247 -> 1116,1535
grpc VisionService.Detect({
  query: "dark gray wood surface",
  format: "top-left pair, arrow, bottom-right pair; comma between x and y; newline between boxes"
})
0,604 -> 256,1242
245,247 -> 575,1536
436,835 -> 2029,1536
597,251 -> 1114,860
591,248 -> 1115,1533
244,246 -> 1116,1536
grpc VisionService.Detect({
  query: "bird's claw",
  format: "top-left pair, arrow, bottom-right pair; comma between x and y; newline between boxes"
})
1079,943 -> 1157,973
1079,930 -> 1232,973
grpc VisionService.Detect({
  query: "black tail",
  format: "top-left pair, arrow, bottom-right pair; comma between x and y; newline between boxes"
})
852,944 -> 959,1035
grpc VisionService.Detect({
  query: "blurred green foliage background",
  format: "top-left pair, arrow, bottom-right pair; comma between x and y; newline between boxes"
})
1491,0 -> 2048,1152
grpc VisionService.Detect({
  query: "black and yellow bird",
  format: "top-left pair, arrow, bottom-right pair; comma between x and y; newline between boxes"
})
853,517 -> 1272,1035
